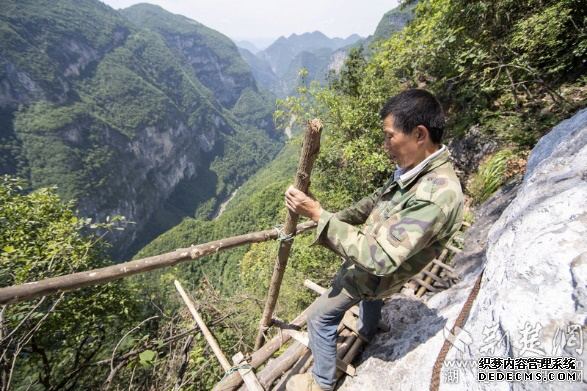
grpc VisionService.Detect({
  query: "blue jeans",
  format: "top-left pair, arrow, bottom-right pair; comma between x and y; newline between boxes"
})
306,284 -> 383,390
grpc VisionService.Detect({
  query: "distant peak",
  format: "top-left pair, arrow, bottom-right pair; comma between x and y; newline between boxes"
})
310,31 -> 328,37
125,3 -> 164,11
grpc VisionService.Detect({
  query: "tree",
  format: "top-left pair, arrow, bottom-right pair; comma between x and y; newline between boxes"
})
0,175 -> 139,390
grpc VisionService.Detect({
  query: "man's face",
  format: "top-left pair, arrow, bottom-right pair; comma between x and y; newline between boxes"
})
382,114 -> 420,169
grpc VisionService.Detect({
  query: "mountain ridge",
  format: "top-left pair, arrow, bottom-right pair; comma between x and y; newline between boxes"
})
236,4 -> 413,98
0,0 -> 282,258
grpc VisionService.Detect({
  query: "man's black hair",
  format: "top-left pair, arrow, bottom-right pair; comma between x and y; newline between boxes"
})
379,89 -> 445,144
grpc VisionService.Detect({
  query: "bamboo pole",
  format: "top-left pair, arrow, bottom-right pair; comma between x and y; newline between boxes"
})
273,332 -> 351,391
0,221 -> 316,305
337,334 -> 357,359
174,280 -> 231,371
254,119 -> 323,350
299,354 -> 314,374
342,337 -> 363,365
432,258 -> 457,273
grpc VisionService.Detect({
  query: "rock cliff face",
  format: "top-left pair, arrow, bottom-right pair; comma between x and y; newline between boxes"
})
341,109 -> 587,390
0,0 -> 280,256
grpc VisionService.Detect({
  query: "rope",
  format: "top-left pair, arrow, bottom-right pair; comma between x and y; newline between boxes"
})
274,225 -> 296,242
220,364 -> 253,382
429,269 -> 485,391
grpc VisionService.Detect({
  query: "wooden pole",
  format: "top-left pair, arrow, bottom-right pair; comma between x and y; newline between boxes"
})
256,341 -> 307,389
213,308 -> 310,391
282,330 -> 356,376
174,280 -> 231,371
273,349 -> 313,391
0,221 -> 316,305
254,119 -> 323,350
416,249 -> 449,297
232,352 -> 264,391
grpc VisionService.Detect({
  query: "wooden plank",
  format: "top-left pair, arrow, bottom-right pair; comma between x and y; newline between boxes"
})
174,280 -> 231,371
255,119 -> 323,350
0,221 -> 317,305
303,280 -> 390,332
232,352 -> 264,391
341,312 -> 359,335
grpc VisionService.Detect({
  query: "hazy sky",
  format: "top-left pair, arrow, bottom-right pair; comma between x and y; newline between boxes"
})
100,0 -> 400,49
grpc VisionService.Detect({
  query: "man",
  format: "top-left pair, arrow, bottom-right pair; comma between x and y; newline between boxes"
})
284,89 -> 464,391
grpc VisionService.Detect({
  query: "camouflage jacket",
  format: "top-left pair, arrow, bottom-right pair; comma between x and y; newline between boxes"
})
313,147 -> 464,300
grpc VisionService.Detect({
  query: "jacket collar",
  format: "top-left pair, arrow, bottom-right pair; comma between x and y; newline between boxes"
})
397,145 -> 449,188
382,146 -> 449,193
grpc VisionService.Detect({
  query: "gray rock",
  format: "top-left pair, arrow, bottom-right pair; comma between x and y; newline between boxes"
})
447,125 -> 500,178
526,108 -> 587,178
340,109 -> 587,390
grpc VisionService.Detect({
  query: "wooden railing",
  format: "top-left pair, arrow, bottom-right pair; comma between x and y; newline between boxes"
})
0,221 -> 317,305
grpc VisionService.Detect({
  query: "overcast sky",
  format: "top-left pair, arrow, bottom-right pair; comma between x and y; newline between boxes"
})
100,0 -> 400,49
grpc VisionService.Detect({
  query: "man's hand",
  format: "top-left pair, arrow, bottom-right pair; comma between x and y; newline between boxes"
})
284,185 -> 324,223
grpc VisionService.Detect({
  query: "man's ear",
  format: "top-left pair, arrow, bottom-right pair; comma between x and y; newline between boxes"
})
414,125 -> 429,144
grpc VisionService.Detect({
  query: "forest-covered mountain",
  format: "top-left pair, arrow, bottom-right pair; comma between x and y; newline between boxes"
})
237,3 -> 415,99
234,40 -> 260,54
238,31 -> 365,98
257,31 -> 362,77
371,3 -> 416,43
0,0 -> 283,257
1,0 -> 585,390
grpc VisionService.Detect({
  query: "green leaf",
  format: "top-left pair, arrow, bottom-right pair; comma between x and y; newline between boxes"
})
139,350 -> 156,367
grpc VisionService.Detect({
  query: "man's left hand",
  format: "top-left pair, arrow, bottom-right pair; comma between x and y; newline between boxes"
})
285,185 -> 324,223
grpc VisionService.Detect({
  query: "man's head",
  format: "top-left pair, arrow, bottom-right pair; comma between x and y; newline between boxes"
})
380,89 -> 445,169
380,88 -> 445,144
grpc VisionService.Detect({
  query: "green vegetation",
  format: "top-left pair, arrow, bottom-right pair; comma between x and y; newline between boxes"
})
0,0 -> 128,88
133,139 -> 303,291
128,2 -> 585,388
2,0 -> 586,389
128,138 -> 343,387
372,2 -> 415,42
120,3 -> 252,96
277,0 -> 586,209
469,150 -> 529,203
0,176 -> 139,389
1,0 -> 283,261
